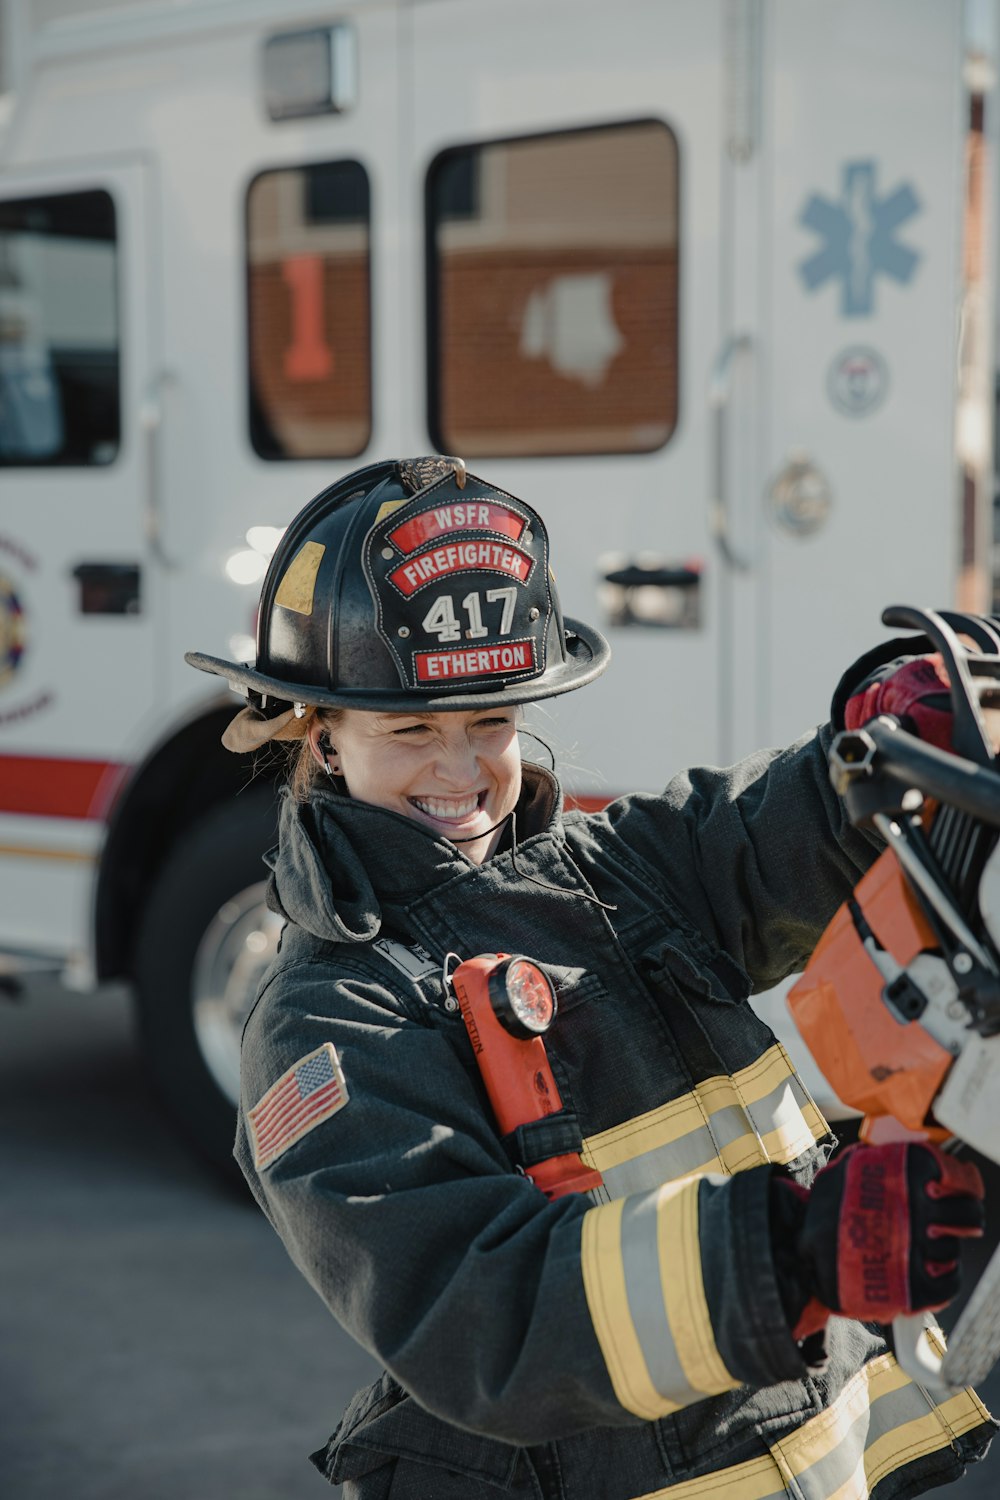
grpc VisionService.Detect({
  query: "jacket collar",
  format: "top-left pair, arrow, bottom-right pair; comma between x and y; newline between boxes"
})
265,763 -> 563,945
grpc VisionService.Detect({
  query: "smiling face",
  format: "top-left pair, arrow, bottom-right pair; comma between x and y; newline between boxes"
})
307,707 -> 522,865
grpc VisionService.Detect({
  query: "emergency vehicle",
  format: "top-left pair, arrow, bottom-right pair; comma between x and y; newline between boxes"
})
0,0 -> 995,1175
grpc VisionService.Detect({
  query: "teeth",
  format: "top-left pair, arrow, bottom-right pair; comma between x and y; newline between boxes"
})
412,795 -> 480,820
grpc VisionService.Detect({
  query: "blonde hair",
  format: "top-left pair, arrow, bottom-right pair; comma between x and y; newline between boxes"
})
289,707 -> 345,802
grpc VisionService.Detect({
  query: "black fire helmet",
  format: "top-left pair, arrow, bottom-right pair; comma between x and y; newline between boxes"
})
185,457 -> 610,722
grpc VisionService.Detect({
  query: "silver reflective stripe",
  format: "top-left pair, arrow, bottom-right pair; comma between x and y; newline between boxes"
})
600,1122 -> 723,1198
745,1076 -> 812,1147
585,1048 -> 824,1201
619,1190 -> 699,1408
788,1377 -> 931,1498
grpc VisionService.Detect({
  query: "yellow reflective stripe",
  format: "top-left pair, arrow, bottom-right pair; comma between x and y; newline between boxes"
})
822,1457 -> 866,1500
758,1102 -> 826,1164
581,1091 -> 709,1173
863,1389 -> 989,1492
582,1045 -> 828,1185
627,1349 -> 990,1500
659,1176 -> 738,1397
731,1045 -> 802,1106
633,1452 -> 786,1500
581,1179 -> 737,1421
581,1197 -> 672,1420
717,1132 -> 768,1173
774,1355 -> 898,1480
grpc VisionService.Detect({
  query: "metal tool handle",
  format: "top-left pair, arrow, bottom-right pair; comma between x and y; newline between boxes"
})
892,1312 -> 954,1393
708,334 -> 753,571
881,605 -> 998,767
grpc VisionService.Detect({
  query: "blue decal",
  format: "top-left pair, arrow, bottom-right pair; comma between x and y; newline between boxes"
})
798,161 -> 921,316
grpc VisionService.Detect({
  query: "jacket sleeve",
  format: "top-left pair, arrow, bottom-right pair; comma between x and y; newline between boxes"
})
236,960 -> 813,1445
602,723 -> 880,993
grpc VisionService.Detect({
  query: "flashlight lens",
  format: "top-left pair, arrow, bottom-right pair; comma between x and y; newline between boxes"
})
505,959 -> 556,1033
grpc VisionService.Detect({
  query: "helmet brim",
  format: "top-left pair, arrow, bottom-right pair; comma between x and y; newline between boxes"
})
185,615 -> 610,714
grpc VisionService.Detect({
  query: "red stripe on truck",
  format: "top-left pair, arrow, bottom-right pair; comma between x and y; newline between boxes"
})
0,754 -> 128,820
564,793 -> 613,813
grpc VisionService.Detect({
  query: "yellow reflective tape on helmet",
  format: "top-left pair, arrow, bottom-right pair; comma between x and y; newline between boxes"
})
373,497 -> 410,525
274,541 -> 326,616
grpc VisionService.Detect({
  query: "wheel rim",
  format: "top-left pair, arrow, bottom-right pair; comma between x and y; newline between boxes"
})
191,882 -> 283,1106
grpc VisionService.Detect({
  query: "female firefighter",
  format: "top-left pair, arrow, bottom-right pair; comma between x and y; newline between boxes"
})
187,456 -> 992,1500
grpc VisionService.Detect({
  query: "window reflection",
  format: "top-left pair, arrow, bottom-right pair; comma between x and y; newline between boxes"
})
428,121 -> 679,457
0,190 -> 119,468
247,160 -> 371,461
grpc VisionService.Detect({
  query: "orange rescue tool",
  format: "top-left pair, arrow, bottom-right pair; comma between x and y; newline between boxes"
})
788,846 -> 953,1141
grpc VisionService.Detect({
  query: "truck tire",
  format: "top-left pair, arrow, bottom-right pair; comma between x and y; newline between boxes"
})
134,787 -> 282,1184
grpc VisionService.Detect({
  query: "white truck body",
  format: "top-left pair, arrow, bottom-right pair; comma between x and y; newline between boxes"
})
0,0 -> 995,1162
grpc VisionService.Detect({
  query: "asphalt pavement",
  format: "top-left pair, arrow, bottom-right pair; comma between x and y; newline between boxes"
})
2,976 -> 998,1499
0,975 -> 378,1500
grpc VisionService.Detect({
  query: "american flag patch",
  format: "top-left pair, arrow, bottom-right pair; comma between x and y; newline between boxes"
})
248,1043 -> 348,1170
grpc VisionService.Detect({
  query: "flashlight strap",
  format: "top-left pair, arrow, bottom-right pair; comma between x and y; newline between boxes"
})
503,1110 -> 587,1169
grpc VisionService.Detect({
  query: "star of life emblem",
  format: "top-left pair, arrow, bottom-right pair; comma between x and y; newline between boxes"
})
798,160 -> 921,317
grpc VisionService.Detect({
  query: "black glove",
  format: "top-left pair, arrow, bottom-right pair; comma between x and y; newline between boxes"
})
771,1141 -> 984,1340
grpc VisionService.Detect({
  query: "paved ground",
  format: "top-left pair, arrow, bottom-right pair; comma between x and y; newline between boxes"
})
1,975 -> 998,1498
0,975 -> 378,1500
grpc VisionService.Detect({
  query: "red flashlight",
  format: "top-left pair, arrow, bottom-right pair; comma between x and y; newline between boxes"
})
451,953 -> 604,1200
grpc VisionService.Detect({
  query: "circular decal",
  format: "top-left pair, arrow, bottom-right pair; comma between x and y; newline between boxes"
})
769,457 -> 832,539
0,571 -> 26,689
827,346 -> 889,417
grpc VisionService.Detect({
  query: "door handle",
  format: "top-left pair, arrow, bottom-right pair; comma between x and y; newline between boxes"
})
598,557 -> 702,629
708,334 -> 754,572
600,562 -> 701,590
141,369 -> 178,569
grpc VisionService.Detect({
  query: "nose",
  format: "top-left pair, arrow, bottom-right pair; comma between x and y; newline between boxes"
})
431,731 -> 481,789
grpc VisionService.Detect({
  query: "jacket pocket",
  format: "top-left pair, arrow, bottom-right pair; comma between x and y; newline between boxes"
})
539,962 -> 608,1014
640,932 -> 750,1006
314,1371 -> 522,1490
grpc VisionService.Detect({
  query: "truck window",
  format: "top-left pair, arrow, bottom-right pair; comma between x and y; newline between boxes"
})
427,119 -> 679,457
246,159 -> 371,460
0,189 -> 119,468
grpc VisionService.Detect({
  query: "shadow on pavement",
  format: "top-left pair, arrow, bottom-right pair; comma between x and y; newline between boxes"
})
0,977 -> 378,1500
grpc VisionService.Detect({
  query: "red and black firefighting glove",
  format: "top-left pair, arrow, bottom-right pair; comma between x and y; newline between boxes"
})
771,1141 -> 985,1342
844,654 -> 953,753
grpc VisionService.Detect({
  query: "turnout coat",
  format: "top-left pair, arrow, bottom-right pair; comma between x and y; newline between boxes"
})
235,726 -> 994,1499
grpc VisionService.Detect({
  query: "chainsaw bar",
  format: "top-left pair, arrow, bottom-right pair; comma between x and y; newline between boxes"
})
941,1239 -> 1000,1388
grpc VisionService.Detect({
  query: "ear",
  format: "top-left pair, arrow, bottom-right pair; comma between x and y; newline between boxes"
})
306,717 -> 328,768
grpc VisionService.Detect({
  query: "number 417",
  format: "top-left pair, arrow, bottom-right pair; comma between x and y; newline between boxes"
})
422,587 -> 518,643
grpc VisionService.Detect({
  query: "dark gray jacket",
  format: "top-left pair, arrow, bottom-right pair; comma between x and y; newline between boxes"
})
235,728 -> 994,1499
